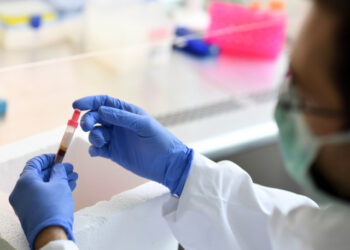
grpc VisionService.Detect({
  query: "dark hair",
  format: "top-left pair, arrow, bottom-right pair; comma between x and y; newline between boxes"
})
315,0 -> 350,123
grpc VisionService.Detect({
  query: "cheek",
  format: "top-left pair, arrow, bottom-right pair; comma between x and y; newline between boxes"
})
304,114 -> 344,136
315,143 -> 350,190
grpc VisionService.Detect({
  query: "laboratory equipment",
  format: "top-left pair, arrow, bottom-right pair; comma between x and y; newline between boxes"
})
206,1 -> 287,59
54,109 -> 81,164
269,0 -> 287,11
0,98 -> 6,117
249,1 -> 263,10
0,0 -> 84,50
173,27 -> 220,57
48,0 -> 87,12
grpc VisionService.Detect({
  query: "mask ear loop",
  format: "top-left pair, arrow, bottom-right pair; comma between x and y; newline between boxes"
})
319,131 -> 350,145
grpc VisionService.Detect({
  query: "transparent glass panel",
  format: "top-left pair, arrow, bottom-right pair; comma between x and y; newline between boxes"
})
0,0 -> 310,145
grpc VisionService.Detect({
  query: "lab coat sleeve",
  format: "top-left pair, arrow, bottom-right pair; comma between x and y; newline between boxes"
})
40,240 -> 79,250
163,152 -> 318,250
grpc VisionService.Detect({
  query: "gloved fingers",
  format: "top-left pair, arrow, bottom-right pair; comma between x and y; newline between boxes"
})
42,168 -> 51,182
73,95 -> 146,115
89,126 -> 111,148
49,164 -> 68,182
68,171 -> 78,182
98,106 -> 147,135
67,172 -> 78,191
21,154 -> 55,180
89,145 -> 110,158
63,163 -> 74,175
69,181 -> 77,191
41,163 -> 73,182
80,111 -> 105,132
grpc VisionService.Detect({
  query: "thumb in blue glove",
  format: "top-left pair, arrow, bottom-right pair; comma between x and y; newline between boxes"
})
73,95 -> 194,196
9,154 -> 78,250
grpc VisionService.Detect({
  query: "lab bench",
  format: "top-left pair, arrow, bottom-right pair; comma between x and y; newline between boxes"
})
0,51 -> 285,145
0,50 -> 303,194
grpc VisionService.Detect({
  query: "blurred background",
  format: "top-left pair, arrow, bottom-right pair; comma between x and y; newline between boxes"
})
0,0 -> 308,68
0,0 -> 312,194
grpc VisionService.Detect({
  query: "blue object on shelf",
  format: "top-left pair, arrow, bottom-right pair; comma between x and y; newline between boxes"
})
173,27 -> 220,58
29,15 -> 42,29
0,99 -> 7,116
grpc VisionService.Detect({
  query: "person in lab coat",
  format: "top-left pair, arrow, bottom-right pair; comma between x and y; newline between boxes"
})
9,0 -> 350,249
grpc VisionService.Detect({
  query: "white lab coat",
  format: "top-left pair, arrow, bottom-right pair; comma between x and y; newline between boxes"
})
41,152 -> 350,250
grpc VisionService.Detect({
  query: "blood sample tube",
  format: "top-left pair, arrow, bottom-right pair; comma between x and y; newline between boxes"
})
54,109 -> 81,164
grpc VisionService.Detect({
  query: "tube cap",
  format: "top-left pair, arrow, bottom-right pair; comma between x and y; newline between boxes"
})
269,0 -> 286,11
68,109 -> 81,128
249,1 -> 263,10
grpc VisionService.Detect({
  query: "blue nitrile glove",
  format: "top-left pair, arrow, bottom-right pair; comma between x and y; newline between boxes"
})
73,95 -> 194,196
9,154 -> 78,250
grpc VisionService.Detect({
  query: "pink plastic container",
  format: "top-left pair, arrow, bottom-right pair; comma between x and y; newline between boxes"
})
205,2 -> 287,59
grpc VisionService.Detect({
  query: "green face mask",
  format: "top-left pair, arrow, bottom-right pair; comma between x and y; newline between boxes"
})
274,77 -> 350,203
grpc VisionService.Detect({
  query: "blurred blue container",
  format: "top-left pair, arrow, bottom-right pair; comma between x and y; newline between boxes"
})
0,99 -> 7,116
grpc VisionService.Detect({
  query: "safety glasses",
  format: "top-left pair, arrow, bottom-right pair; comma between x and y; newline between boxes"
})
277,74 -> 346,119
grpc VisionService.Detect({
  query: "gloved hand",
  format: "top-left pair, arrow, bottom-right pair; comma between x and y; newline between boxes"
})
9,154 -> 78,250
73,95 -> 194,196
